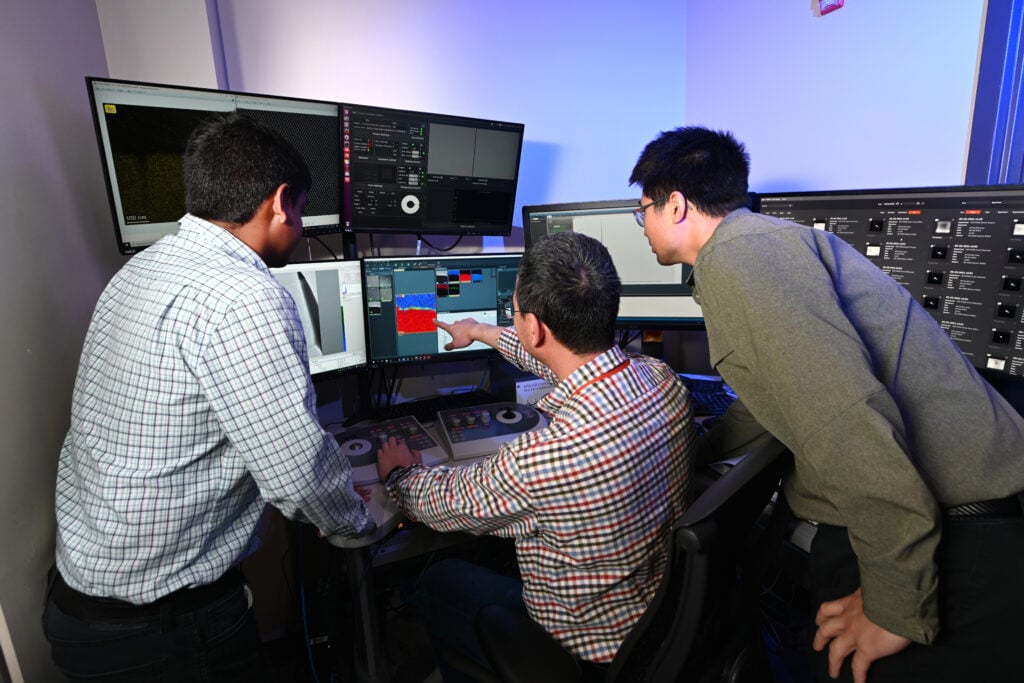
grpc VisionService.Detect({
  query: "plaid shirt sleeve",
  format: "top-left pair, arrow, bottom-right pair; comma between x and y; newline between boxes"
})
387,446 -> 537,537
497,327 -> 560,385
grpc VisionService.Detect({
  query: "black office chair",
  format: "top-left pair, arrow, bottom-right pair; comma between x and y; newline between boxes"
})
474,436 -> 793,683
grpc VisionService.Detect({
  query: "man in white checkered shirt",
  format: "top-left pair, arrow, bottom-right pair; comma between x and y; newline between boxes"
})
44,112 -> 372,681
377,231 -> 696,680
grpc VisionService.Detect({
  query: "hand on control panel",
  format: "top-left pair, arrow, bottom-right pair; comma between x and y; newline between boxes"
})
376,436 -> 423,482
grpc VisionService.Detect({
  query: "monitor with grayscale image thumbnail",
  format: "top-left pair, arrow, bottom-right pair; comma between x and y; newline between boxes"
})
271,259 -> 367,376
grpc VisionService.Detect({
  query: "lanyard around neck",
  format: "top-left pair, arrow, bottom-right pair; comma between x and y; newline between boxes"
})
567,358 -> 630,401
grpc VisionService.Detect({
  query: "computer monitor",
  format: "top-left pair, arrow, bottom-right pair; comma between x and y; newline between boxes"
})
522,200 -> 704,327
342,103 -> 524,236
270,259 -> 368,376
756,184 -> 1024,379
362,253 -> 523,366
86,77 -> 343,254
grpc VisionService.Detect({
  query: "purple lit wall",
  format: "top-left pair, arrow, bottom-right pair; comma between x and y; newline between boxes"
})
685,2 -> 985,192
213,0 -> 688,239
212,0 -> 985,221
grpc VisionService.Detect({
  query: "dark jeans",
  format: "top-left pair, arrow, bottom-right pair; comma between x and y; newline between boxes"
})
403,557 -> 527,682
42,568 -> 267,682
808,517 -> 1024,683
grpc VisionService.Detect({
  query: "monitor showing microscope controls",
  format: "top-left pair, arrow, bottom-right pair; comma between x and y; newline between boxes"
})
361,253 -> 523,366
342,103 -> 524,236
756,184 -> 1024,379
270,259 -> 367,376
522,199 -> 704,327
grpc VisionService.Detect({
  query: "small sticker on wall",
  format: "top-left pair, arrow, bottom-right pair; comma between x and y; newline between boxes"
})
814,0 -> 844,17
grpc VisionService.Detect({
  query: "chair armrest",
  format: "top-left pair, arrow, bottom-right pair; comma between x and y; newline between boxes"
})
476,604 -> 584,683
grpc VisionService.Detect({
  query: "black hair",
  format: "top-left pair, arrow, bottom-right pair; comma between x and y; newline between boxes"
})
183,111 -> 312,224
516,231 -> 620,354
629,126 -> 751,217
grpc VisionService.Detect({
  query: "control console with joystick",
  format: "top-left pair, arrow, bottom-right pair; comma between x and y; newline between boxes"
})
435,402 -> 547,460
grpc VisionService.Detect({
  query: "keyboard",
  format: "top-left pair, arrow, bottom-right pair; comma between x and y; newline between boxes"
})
691,391 -> 735,417
678,373 -> 737,417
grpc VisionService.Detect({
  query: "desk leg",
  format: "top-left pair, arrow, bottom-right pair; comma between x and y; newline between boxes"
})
343,544 -> 388,683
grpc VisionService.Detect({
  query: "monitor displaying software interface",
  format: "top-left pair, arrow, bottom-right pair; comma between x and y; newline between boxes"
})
86,77 -> 342,254
522,200 -> 703,325
342,103 -> 524,236
270,260 -> 368,375
757,185 -> 1024,379
362,253 -> 523,366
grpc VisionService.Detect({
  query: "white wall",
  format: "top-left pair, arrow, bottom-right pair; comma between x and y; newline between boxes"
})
0,1 -> 120,680
685,1 -> 986,192
95,0 -> 219,88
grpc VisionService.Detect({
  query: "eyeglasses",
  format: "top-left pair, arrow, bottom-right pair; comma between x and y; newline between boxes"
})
633,195 -> 671,228
503,303 -> 521,319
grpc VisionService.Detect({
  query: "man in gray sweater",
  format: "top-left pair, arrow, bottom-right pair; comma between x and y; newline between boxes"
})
629,125 -> 1024,683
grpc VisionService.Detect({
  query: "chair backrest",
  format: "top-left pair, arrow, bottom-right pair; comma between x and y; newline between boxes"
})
606,436 -> 792,683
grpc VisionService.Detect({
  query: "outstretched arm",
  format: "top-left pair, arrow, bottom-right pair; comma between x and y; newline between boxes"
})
434,317 -> 503,350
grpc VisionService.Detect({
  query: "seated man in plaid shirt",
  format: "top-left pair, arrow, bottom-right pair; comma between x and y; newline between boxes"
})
377,231 -> 696,679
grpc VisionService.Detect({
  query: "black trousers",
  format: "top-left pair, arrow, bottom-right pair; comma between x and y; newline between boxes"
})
808,516 -> 1024,683
42,568 -> 267,682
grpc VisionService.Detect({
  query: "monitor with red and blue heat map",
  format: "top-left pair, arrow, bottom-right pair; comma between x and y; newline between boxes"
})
361,253 -> 523,366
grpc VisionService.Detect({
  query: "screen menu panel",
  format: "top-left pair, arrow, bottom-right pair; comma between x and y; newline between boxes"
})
758,186 -> 1024,377
342,103 -> 523,236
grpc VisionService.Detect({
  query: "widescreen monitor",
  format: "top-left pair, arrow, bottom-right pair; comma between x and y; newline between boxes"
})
362,253 -> 523,366
342,103 -> 524,236
522,200 -> 704,326
756,184 -> 1024,379
86,77 -> 342,254
270,259 -> 368,376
